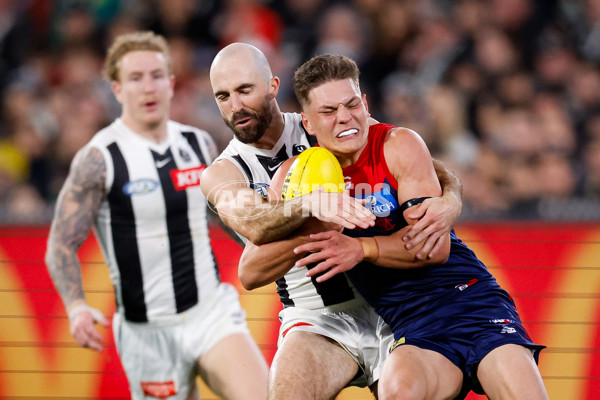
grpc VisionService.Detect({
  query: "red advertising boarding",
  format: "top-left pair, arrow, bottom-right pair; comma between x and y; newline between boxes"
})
0,223 -> 598,399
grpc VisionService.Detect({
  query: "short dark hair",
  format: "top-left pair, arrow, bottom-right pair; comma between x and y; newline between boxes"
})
293,54 -> 360,107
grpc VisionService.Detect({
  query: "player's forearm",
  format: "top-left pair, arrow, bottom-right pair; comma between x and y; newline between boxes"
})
239,217 -> 340,288
45,240 -> 86,309
433,159 -> 463,207
239,235 -> 309,290
45,202 -> 93,310
363,229 -> 450,268
220,198 -> 308,245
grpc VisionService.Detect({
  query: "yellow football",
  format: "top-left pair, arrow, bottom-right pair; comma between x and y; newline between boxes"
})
281,147 -> 345,200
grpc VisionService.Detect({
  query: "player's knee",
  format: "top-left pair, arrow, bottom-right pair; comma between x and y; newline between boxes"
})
268,378 -> 316,400
268,367 -> 300,400
378,374 -> 427,400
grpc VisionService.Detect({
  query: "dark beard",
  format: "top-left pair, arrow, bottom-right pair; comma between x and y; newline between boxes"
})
224,96 -> 273,144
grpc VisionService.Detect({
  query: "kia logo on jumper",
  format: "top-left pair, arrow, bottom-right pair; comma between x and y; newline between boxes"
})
171,166 -> 206,191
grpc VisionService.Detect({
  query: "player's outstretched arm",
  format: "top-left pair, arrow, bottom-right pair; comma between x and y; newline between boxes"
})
294,217 -> 449,283
45,147 -> 109,352
239,239 -> 299,290
201,158 -> 374,245
402,159 -> 463,259
239,218 -> 341,290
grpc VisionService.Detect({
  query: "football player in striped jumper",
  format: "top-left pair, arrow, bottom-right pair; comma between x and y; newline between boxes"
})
289,54 -> 548,400
45,32 -> 268,400
202,43 -> 463,399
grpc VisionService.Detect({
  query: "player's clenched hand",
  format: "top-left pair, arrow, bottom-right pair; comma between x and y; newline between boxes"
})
403,196 -> 459,259
303,188 -> 375,230
294,231 -> 363,282
68,302 -> 110,352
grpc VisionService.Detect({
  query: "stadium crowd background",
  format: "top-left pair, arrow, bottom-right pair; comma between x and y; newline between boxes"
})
0,0 -> 599,224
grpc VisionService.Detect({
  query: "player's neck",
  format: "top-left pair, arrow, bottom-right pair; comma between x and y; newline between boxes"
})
121,115 -> 169,144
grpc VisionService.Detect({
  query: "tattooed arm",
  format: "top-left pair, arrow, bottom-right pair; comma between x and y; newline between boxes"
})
45,146 -> 109,351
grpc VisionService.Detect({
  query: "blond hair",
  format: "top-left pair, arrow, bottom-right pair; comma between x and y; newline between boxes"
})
103,31 -> 172,82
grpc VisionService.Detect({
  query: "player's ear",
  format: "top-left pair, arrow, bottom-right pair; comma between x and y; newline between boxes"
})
269,76 -> 280,99
362,93 -> 370,118
111,81 -> 123,104
301,112 -> 316,136
169,75 -> 176,99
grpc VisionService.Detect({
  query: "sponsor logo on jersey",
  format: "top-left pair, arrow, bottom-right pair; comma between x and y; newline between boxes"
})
179,148 -> 191,162
375,217 -> 396,231
390,336 -> 406,353
267,160 -> 284,172
489,318 -> 517,333
140,381 -> 177,399
123,178 -> 159,196
155,157 -> 172,169
344,176 -> 352,190
455,278 -> 479,291
293,144 -> 307,155
170,165 -> 206,191
490,318 -> 514,324
364,186 -> 397,217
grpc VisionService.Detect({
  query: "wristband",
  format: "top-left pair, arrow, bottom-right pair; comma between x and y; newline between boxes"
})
67,301 -> 105,322
66,299 -> 87,315
359,237 -> 379,263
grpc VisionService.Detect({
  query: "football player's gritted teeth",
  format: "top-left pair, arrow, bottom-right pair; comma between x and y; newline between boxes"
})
337,128 -> 358,138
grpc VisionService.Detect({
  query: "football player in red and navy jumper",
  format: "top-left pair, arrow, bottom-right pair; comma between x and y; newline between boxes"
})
292,54 -> 548,400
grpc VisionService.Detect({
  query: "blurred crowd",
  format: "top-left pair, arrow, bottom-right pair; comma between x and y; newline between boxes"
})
0,0 -> 599,223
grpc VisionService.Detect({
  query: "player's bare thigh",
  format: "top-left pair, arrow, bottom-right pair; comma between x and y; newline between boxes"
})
197,332 -> 268,400
269,331 -> 359,400
477,344 -> 548,400
378,344 -> 462,400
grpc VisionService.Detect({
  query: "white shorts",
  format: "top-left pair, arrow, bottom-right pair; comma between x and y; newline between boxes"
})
113,283 -> 250,400
277,298 -> 393,387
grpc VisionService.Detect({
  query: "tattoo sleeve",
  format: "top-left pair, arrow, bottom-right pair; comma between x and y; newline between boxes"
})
45,147 -> 106,310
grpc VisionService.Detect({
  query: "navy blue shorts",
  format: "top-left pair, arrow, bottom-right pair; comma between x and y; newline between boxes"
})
387,280 -> 545,398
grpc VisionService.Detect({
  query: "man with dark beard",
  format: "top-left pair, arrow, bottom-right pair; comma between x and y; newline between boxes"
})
220,95 -> 273,144
201,43 -> 465,399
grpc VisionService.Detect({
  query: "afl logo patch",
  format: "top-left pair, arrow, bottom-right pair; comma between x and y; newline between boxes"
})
123,179 -> 159,196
